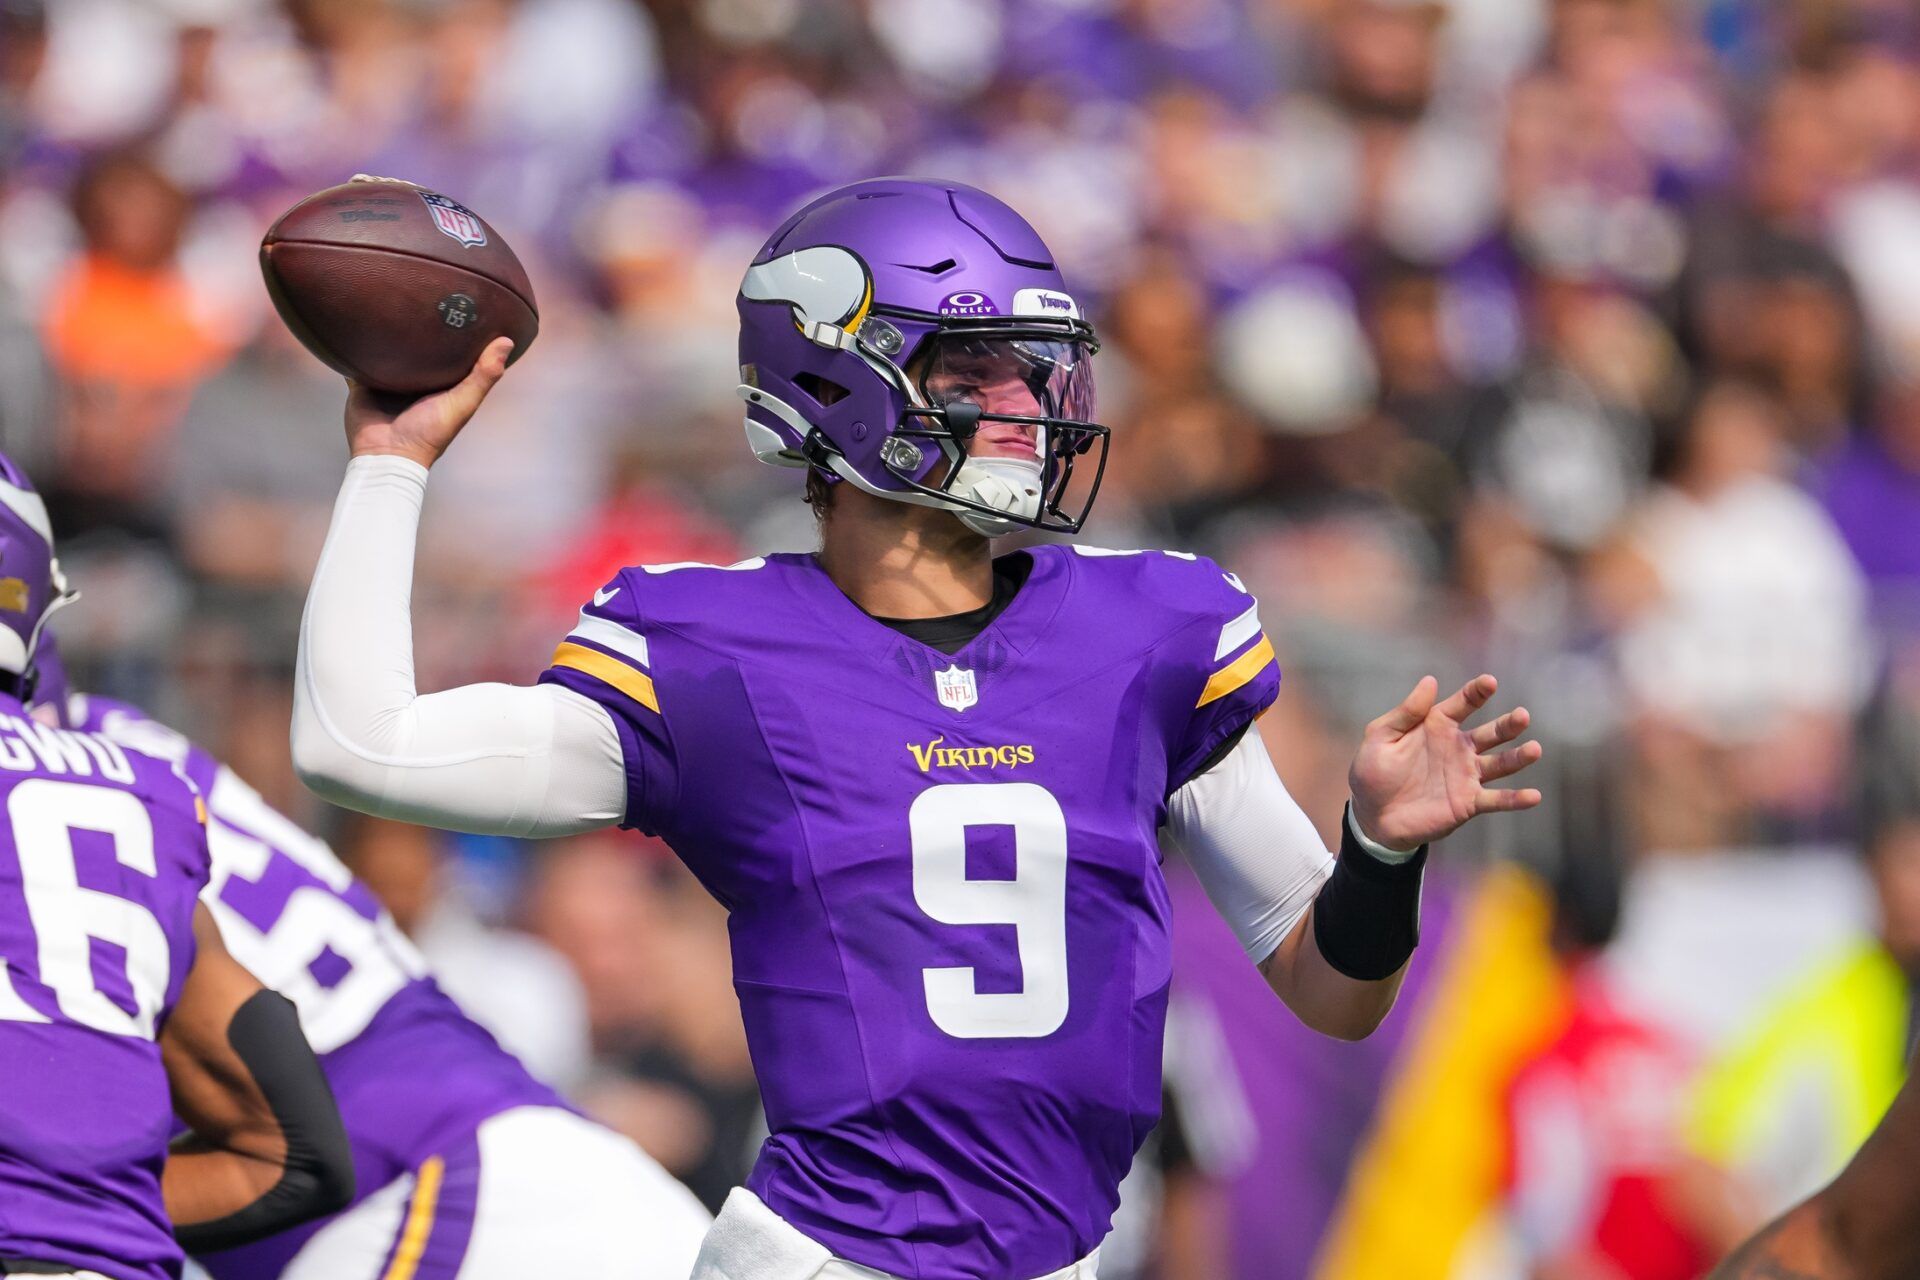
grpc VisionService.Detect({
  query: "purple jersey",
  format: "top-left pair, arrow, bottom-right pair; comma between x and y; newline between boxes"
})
0,696 -> 212,1280
539,545 -> 1278,1278
64,697 -> 567,1280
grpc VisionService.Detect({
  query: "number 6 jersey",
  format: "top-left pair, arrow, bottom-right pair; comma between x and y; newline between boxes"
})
539,544 -> 1279,1279
0,696 -> 213,1280
55,695 -> 571,1280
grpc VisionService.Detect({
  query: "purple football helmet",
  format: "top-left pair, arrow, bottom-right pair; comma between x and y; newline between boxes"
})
0,452 -> 72,692
736,177 -> 1108,536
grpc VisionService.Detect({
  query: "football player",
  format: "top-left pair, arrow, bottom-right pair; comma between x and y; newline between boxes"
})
290,178 -> 1545,1280
27,639 -> 713,1280
0,455 -> 354,1280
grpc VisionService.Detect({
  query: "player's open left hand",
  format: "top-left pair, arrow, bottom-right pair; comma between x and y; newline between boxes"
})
1347,674 -> 1543,852
343,336 -> 513,469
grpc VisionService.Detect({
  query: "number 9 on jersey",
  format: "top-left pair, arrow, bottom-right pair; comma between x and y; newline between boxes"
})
910,782 -> 1070,1039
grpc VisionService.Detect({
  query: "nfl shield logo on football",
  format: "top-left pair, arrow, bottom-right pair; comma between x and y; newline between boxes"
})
420,192 -> 488,248
934,664 -> 978,712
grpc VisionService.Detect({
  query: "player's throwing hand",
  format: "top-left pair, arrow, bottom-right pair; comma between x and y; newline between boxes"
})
342,335 -> 513,469
1348,673 -> 1544,851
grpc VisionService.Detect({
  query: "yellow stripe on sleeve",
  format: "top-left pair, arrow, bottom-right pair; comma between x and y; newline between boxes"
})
1196,633 -> 1275,708
380,1155 -> 445,1280
551,641 -> 660,713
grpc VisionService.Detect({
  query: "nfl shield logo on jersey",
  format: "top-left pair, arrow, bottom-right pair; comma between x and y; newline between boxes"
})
420,191 -> 488,247
934,664 -> 978,712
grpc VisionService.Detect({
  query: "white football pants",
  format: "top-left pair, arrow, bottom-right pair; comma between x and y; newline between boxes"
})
273,1105 -> 710,1280
690,1188 -> 1100,1280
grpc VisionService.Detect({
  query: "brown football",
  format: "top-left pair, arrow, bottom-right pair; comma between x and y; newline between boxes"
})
260,176 -> 538,395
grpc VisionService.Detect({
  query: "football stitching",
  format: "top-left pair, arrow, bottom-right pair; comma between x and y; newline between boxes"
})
261,236 -> 537,313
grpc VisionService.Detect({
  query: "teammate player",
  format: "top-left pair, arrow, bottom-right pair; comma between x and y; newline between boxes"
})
29,639 -> 712,1280
290,178 -> 1544,1279
0,456 -> 353,1280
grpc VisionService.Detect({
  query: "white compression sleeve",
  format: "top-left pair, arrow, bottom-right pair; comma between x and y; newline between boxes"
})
291,455 -> 628,837
1165,728 -> 1335,964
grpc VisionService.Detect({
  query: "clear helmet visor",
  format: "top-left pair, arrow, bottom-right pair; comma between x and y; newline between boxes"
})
915,333 -> 1097,432
882,325 -> 1110,536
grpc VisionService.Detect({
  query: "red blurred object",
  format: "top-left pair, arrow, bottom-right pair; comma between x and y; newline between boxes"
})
1501,967 -> 1720,1280
538,485 -> 743,620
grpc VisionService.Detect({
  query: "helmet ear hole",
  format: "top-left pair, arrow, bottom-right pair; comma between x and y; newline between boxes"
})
794,372 -> 851,408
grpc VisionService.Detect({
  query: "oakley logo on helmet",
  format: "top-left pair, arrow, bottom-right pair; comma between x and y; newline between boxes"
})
938,290 -> 998,317
1013,288 -> 1079,318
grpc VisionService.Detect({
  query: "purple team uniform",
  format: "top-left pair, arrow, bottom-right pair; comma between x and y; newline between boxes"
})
540,544 -> 1278,1279
0,696 -> 212,1280
62,696 -> 568,1280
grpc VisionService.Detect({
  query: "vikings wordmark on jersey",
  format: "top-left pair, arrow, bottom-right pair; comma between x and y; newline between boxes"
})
540,545 -> 1277,1280
0,706 -> 213,1280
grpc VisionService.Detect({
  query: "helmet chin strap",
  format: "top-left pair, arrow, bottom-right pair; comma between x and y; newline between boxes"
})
949,455 -> 1044,537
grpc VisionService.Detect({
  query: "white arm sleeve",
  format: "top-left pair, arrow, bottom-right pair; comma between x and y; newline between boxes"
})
1165,728 -> 1335,964
291,455 -> 629,837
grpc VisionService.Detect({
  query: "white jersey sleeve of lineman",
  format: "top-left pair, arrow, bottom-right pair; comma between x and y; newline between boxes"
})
1165,728 -> 1335,964
291,455 -> 629,837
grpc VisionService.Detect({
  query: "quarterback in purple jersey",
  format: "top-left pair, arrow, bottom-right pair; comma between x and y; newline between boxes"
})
28,641 -> 711,1280
290,178 -> 1544,1280
0,456 -> 353,1280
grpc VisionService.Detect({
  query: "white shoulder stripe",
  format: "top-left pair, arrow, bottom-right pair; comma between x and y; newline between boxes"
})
1215,602 -> 1262,660
570,611 -> 650,669
1069,546 -> 1198,560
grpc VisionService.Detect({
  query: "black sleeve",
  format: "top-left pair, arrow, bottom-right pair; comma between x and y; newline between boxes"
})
1185,721 -> 1251,782
174,990 -> 355,1254
1156,1083 -> 1198,1177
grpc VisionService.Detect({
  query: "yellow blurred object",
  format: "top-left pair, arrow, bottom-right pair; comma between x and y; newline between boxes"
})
1689,941 -> 1908,1212
1313,866 -> 1569,1280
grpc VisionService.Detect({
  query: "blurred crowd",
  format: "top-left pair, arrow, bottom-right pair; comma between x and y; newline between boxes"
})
4,0 -> 1920,1276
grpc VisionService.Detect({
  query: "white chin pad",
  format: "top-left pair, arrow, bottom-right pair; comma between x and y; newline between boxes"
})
950,456 -> 1044,537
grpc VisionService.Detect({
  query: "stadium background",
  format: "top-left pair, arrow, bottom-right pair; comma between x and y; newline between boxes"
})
4,0 -> 1920,1276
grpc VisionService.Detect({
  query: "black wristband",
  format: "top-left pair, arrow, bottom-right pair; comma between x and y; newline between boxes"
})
1310,805 -> 1428,982
175,990 -> 355,1254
